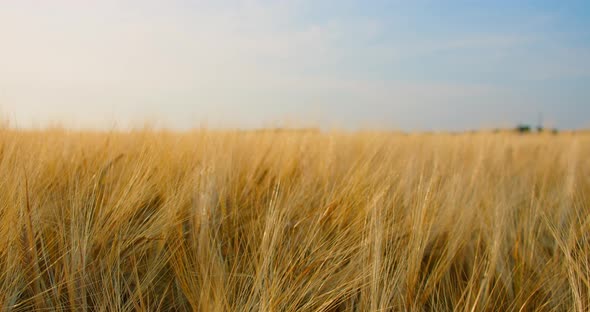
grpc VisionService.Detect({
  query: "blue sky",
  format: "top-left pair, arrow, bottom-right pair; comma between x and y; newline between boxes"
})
0,0 -> 589,130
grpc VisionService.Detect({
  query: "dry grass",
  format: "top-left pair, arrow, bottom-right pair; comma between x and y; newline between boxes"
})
0,128 -> 588,311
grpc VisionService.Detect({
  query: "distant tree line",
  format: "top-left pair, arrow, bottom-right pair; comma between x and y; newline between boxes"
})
515,123 -> 558,134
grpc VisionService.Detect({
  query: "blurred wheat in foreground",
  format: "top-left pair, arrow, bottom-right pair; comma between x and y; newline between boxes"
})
0,128 -> 588,311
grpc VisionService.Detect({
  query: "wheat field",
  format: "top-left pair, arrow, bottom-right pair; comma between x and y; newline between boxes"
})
0,128 -> 588,311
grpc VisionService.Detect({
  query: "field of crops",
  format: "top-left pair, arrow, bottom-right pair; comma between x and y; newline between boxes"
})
0,129 -> 588,311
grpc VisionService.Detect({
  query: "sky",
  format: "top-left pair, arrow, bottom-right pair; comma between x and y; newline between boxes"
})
0,0 -> 589,131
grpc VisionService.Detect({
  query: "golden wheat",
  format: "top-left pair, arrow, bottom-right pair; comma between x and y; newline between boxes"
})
0,128 -> 588,311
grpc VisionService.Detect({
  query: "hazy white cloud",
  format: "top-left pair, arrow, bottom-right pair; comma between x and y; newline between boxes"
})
0,0 -> 588,129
